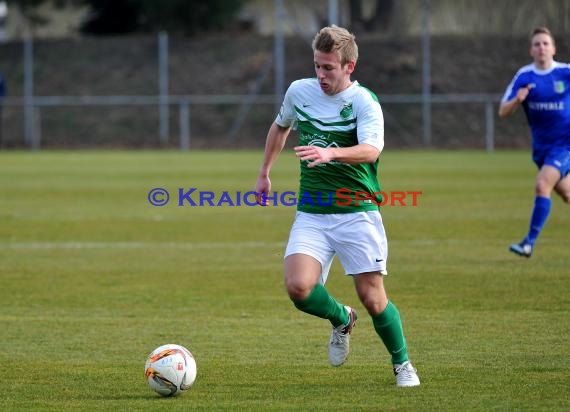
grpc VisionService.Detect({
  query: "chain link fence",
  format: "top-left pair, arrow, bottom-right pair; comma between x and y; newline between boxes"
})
0,30 -> 564,150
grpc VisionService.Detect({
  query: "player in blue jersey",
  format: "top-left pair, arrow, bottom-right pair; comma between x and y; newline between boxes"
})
499,27 -> 570,258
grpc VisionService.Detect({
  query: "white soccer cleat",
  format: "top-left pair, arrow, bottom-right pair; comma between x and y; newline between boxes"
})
328,306 -> 357,367
394,361 -> 420,387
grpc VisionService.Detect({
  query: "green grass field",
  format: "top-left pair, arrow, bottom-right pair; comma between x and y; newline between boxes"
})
0,150 -> 568,411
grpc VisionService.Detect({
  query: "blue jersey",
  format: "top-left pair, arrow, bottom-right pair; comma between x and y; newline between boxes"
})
501,61 -> 570,152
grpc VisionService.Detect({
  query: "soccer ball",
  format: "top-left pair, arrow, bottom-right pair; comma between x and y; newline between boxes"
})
144,343 -> 197,396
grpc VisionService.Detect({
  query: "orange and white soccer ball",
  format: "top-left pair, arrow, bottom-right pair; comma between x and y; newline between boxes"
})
144,344 -> 197,396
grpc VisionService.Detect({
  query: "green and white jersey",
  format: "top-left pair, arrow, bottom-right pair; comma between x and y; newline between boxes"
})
276,78 -> 384,214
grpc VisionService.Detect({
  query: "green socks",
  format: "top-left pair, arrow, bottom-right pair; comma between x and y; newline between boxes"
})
292,284 -> 348,328
294,289 -> 409,365
372,301 -> 409,365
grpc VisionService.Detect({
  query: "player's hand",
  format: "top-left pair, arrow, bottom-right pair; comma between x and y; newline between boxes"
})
254,176 -> 271,206
294,145 -> 332,167
515,85 -> 532,103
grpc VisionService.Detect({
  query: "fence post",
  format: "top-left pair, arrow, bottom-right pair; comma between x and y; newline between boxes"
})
328,0 -> 339,25
485,99 -> 494,152
32,106 -> 41,151
179,101 -> 190,151
158,32 -> 169,144
421,0 -> 431,146
274,0 -> 285,114
0,72 -> 4,148
24,37 -> 35,149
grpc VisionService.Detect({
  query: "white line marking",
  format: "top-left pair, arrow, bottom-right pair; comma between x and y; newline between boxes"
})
0,241 -> 286,250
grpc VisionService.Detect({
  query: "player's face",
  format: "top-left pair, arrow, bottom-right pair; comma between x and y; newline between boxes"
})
530,33 -> 556,67
314,51 -> 355,95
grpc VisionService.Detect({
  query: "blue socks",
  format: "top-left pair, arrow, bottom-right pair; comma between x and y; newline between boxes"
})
525,196 -> 551,245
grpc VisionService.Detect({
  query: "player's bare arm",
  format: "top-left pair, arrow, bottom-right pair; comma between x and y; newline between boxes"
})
498,86 -> 531,118
294,143 -> 380,167
255,122 -> 291,205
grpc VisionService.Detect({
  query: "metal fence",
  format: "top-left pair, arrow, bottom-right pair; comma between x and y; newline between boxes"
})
0,29 -> 536,151
4,0 -> 568,150
0,92 -> 502,151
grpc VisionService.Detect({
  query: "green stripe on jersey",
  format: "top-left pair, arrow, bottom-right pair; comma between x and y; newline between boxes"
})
296,120 -> 382,214
280,79 -> 384,214
295,106 -> 357,128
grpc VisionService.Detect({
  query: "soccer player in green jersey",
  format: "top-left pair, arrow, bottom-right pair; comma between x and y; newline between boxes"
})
254,25 -> 420,387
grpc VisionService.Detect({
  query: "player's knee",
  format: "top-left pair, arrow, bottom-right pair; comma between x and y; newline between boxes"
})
289,287 -> 314,309
535,180 -> 554,196
359,296 -> 385,316
288,289 -> 306,302
285,279 -> 311,301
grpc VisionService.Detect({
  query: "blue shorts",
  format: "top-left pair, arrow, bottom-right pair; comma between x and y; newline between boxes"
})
532,147 -> 570,179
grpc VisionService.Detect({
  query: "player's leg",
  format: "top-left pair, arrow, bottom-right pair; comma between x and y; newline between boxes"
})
284,212 -> 349,330
285,253 -> 348,327
284,253 -> 322,301
352,274 -> 399,361
510,165 -> 560,257
285,212 -> 358,366
285,223 -> 354,367
527,165 -> 559,240
285,252 -> 355,368
353,272 -> 405,364
334,211 -> 419,385
553,173 -> 570,203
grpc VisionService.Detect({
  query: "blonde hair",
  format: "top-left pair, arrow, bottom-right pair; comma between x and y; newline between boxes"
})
312,25 -> 358,66
530,27 -> 555,46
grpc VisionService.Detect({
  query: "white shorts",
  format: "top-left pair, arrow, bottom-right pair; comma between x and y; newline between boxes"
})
285,210 -> 388,284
